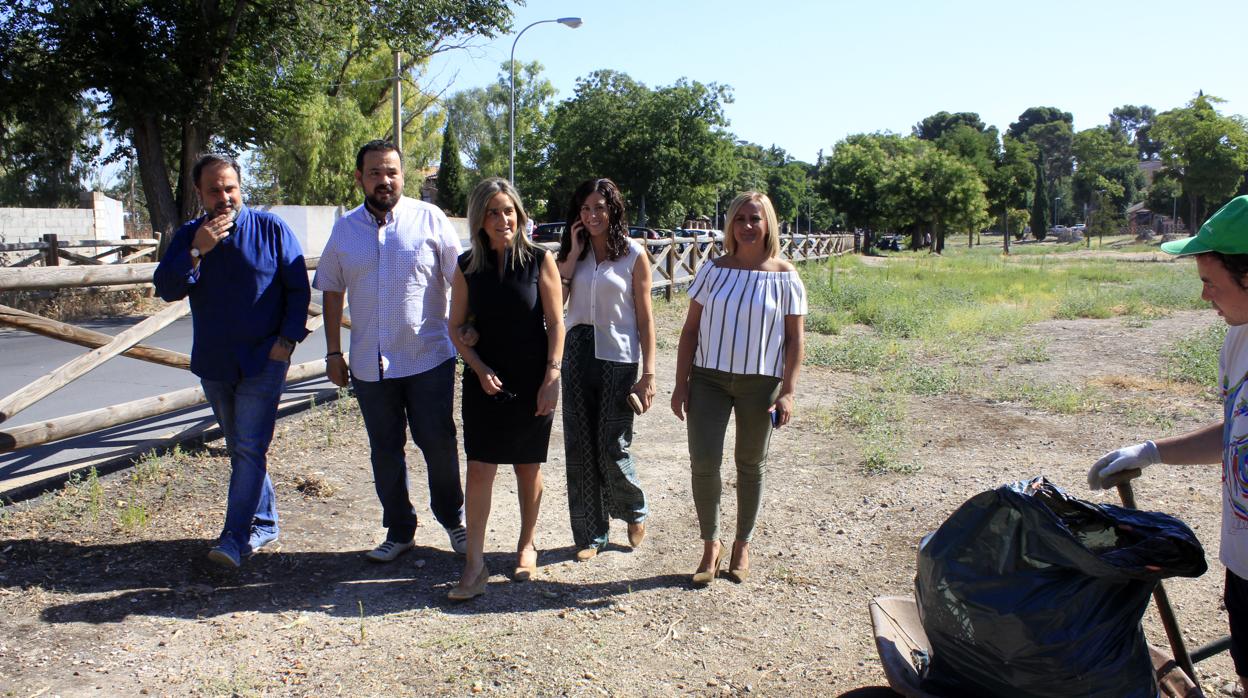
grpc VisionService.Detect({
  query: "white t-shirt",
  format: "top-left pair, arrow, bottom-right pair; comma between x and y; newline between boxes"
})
1220,323 -> 1248,579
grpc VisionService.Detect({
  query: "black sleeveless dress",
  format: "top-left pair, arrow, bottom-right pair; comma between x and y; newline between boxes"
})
459,246 -> 553,464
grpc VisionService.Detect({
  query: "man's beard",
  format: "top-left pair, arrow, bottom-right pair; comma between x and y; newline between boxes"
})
365,187 -> 400,212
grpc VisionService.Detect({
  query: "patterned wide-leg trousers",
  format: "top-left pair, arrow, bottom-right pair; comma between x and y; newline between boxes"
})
562,325 -> 648,550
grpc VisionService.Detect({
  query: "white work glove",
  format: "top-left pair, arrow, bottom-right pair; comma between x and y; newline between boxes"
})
1086,441 -> 1160,490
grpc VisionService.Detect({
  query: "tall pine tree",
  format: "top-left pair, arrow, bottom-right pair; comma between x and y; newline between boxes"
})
437,120 -> 466,216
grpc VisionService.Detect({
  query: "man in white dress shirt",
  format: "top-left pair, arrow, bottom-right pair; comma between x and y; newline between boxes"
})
314,140 -> 466,562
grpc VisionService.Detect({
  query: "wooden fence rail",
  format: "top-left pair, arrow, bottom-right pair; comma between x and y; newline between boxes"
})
0,235 -> 160,268
0,235 -> 850,474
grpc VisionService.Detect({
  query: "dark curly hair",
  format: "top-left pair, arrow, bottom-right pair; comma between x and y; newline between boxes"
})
1208,252 -> 1248,289
558,178 -> 629,262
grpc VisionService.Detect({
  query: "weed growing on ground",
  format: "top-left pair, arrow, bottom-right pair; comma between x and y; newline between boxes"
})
885,364 -> 960,397
198,666 -> 263,697
84,467 -> 104,521
805,310 -> 849,335
1008,339 -> 1052,364
805,334 -> 902,373
118,501 -> 148,531
989,377 -> 1102,414
1053,289 -> 1114,320
1165,323 -> 1226,387
838,390 -> 918,475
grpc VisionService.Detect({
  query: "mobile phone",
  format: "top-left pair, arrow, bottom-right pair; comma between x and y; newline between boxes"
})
770,409 -> 780,429
627,392 -> 643,415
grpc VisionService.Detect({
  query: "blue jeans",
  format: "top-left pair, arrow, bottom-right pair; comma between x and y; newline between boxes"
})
352,358 -> 464,542
200,358 -> 287,552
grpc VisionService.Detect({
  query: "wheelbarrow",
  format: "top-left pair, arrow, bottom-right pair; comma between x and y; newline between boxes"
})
868,471 -> 1231,697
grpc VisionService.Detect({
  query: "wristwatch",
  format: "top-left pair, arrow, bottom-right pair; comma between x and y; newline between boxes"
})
190,247 -> 202,259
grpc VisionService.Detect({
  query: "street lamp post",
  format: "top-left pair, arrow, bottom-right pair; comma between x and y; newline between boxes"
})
510,17 -> 582,184
1053,196 -> 1061,234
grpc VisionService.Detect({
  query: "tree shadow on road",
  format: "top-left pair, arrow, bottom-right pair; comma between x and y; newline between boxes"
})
0,537 -> 694,624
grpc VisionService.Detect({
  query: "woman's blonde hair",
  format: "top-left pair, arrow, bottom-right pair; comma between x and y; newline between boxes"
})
465,177 -> 537,274
723,191 -> 780,258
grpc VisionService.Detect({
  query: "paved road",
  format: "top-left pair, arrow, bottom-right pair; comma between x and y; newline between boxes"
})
0,304 -> 347,498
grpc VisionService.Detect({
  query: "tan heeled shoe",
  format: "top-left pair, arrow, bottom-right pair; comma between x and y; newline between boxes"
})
691,542 -> 723,586
448,565 -> 489,601
627,522 -> 646,548
513,547 -> 538,582
727,542 -> 750,583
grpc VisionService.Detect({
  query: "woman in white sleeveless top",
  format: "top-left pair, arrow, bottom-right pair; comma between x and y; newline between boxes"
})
671,192 -> 806,586
555,178 -> 655,561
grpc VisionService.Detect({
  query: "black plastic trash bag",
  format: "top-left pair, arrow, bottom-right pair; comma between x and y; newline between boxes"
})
915,476 -> 1207,698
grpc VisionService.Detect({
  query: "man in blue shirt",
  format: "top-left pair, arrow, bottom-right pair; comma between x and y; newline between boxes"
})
154,153 -> 310,568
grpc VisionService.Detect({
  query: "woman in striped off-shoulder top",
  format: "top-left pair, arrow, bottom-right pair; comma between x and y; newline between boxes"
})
670,192 -> 806,586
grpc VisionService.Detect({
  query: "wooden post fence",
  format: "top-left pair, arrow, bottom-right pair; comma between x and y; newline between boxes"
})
0,233 -> 853,480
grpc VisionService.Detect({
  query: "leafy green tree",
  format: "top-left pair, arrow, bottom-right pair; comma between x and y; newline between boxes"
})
1152,94 -> 1248,227
986,136 -> 1037,234
1109,105 -> 1159,160
880,141 -> 988,252
0,91 -> 102,206
444,61 -> 559,217
547,70 -> 734,227
914,111 -> 989,141
437,119 -> 465,216
819,133 -> 908,233
1,0 -> 514,242
1009,107 -> 1074,226
1071,126 -> 1143,216
766,161 -> 811,230
250,48 -> 445,207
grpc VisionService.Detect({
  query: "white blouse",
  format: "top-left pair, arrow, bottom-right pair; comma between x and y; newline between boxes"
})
688,262 -> 807,378
565,239 -> 644,363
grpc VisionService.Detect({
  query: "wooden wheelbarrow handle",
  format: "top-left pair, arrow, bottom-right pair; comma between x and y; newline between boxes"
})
1107,469 -> 1199,689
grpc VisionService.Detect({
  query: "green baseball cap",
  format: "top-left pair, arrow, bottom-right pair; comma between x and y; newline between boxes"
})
1161,195 -> 1248,256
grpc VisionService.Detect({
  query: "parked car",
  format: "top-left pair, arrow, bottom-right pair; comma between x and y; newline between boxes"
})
532,222 -> 564,244
628,226 -> 665,255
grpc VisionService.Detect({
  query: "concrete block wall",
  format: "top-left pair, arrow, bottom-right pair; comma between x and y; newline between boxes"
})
0,193 -> 125,245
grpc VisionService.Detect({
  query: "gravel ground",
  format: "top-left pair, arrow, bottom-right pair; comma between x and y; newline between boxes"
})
0,303 -> 1239,697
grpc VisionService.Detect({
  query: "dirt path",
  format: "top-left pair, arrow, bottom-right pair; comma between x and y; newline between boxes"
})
0,305 -> 1240,696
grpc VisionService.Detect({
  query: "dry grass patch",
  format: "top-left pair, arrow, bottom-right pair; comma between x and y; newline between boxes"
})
1089,374 -> 1207,398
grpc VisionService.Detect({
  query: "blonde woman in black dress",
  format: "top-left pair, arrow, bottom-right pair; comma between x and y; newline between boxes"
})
447,178 -> 564,601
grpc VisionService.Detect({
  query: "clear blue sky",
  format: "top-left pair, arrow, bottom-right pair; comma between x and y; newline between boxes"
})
425,0 -> 1248,163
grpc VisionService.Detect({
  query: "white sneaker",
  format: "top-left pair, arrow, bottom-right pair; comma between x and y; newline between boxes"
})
445,525 -> 468,555
365,539 -> 413,563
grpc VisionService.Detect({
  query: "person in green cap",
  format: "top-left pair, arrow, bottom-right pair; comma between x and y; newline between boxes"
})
1087,194 -> 1248,689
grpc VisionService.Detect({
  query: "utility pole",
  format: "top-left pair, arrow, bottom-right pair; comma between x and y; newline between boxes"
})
392,51 -> 402,153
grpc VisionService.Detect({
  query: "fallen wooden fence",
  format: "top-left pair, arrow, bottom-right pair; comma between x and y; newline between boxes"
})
0,256 -> 353,467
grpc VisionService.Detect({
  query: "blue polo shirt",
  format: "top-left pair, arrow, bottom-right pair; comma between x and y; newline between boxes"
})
154,205 -> 311,381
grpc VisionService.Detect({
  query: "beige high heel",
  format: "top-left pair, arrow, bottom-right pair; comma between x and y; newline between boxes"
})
691,542 -> 723,586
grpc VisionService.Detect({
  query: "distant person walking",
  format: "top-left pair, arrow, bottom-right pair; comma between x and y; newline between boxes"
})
154,153 -> 310,569
447,177 -> 564,600
314,140 -> 467,563
555,178 -> 654,561
671,191 -> 806,586
1087,195 -> 1248,694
